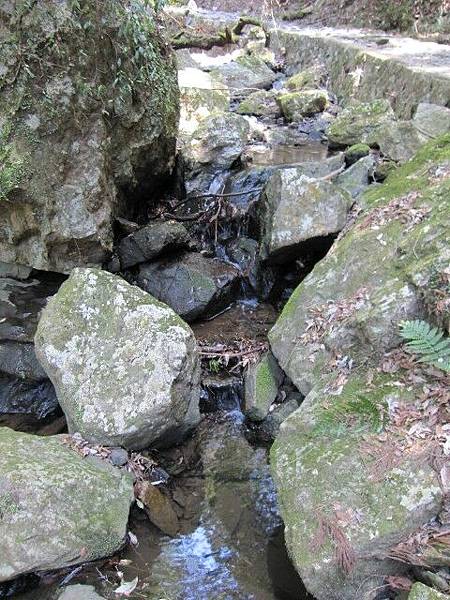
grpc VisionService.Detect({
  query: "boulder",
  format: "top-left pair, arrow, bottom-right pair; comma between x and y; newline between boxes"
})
377,121 -> 426,163
335,155 -> 375,198
182,113 -> 250,169
118,221 -> 190,269
408,583 -> 450,600
0,0 -> 179,272
269,135 -> 450,599
278,90 -> 329,121
211,54 -> 277,94
137,252 -> 240,322
344,143 -> 371,166
178,68 -> 230,137
237,90 -> 281,118
257,395 -> 301,441
286,67 -> 325,91
327,99 -> 396,148
244,352 -> 284,421
0,428 -> 133,581
135,480 -> 180,537
259,167 -> 352,263
226,237 -> 259,290
35,268 -> 200,449
414,103 -> 450,139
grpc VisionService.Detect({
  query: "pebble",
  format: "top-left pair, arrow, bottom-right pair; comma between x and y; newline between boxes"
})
110,447 -> 129,467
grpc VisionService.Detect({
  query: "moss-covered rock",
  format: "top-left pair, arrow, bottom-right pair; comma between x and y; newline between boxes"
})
237,90 -> 281,118
0,427 -> 133,581
327,99 -> 396,148
0,0 -> 179,272
211,54 -> 277,95
244,352 -> 284,421
278,90 -> 329,121
286,67 -> 324,91
345,143 -> 371,166
269,135 -> 450,600
35,268 -> 200,449
408,583 -> 450,600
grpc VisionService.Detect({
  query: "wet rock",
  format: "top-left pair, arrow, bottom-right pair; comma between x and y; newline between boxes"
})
259,168 -> 352,263
377,121 -> 426,163
0,0 -> 178,272
118,221 -> 190,269
0,428 -> 133,581
414,103 -> 450,139
286,67 -> 325,91
137,253 -> 240,322
278,90 -> 329,121
58,585 -> 106,600
257,395 -> 301,441
0,376 -> 58,421
211,54 -> 277,94
135,480 -> 180,537
35,268 -> 200,450
244,352 -> 284,422
327,99 -> 396,148
200,375 -> 243,414
237,90 -> 281,118
178,68 -> 230,137
0,341 -> 46,382
226,237 -> 259,290
197,419 -> 258,481
335,155 -> 375,197
110,448 -> 129,467
182,113 -> 250,169
344,143 -> 371,166
408,583 -> 449,600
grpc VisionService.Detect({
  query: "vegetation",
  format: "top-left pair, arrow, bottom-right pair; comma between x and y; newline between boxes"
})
400,320 -> 450,373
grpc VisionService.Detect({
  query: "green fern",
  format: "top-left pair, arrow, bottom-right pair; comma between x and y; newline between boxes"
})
314,394 -> 385,436
399,320 -> 450,373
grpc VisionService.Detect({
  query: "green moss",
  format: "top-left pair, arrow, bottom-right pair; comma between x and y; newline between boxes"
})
255,358 -> 275,401
0,124 -> 24,201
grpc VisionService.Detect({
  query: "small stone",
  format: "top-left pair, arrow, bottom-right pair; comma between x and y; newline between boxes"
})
135,480 -> 179,537
110,447 -> 128,467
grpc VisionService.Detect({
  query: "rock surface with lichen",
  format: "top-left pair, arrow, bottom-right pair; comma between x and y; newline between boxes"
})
270,135 -> 450,600
0,0 -> 179,272
0,427 -> 133,581
35,268 -> 201,449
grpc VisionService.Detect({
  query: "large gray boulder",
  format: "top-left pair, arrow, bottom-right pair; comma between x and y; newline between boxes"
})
327,99 -> 396,148
0,0 -> 179,272
259,167 -> 352,263
413,103 -> 450,139
137,252 -> 240,322
182,113 -> 250,169
269,135 -> 450,599
35,268 -> 200,449
211,54 -> 277,94
0,428 -> 133,581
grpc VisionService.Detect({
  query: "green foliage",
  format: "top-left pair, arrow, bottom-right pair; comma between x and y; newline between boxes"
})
314,394 -> 385,437
399,320 -> 450,373
208,358 -> 222,374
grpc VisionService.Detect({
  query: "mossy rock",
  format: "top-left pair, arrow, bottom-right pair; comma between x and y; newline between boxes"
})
269,134 -> 450,599
408,583 -> 450,600
0,0 -> 179,272
35,268 -> 201,450
345,143 -> 371,166
0,427 -> 133,581
278,90 -> 329,121
327,99 -> 396,148
286,67 -> 324,91
237,90 -> 281,118
244,352 -> 284,421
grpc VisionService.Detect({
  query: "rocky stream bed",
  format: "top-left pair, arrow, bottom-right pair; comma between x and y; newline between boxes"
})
0,2 -> 450,600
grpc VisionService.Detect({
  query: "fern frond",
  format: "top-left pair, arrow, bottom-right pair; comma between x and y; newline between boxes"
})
399,320 -> 450,373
